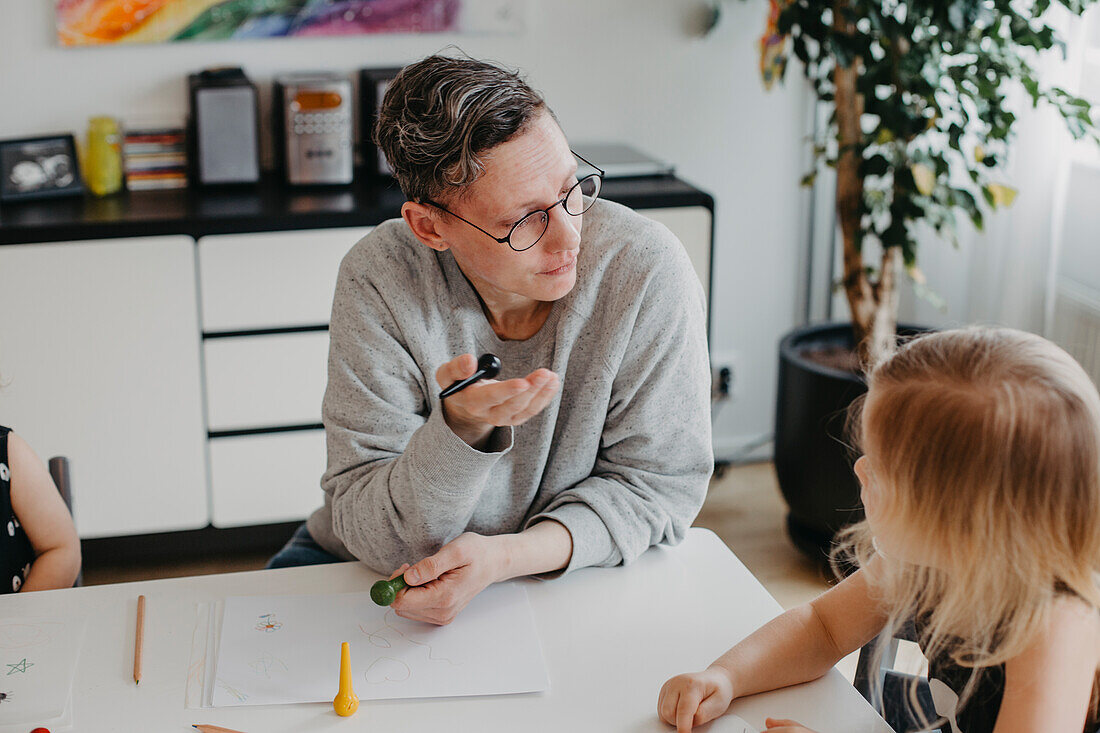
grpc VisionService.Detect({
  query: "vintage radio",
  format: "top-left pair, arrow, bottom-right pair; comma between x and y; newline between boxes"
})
273,73 -> 354,185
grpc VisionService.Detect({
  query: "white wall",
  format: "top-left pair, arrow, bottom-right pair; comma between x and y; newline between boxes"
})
0,1 -> 812,460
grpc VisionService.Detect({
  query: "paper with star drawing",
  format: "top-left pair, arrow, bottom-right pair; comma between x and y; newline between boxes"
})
0,617 -> 86,732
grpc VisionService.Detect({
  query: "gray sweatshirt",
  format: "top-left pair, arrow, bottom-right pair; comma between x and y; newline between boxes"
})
306,199 -> 713,574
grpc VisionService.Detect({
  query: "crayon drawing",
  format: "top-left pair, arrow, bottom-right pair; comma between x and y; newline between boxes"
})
4,659 -> 33,675
0,618 -> 85,729
248,652 -> 288,678
358,608 -> 459,667
211,583 -> 547,706
363,656 -> 410,684
216,679 -> 249,702
254,614 -> 282,633
0,622 -> 56,650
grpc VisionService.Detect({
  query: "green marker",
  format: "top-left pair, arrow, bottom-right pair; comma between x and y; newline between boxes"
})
370,575 -> 408,606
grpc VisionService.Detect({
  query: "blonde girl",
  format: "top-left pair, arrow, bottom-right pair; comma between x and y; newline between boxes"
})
659,327 -> 1100,733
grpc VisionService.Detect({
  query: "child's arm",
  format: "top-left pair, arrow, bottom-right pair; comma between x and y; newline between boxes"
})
993,596 -> 1100,733
658,559 -> 890,733
8,432 -> 81,591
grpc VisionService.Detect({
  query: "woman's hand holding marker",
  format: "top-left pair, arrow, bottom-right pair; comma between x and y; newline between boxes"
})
436,353 -> 559,450
390,533 -> 505,626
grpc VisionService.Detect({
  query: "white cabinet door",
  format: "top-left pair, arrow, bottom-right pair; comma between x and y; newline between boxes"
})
639,206 -> 712,310
208,429 -> 327,528
0,236 -> 208,538
198,227 -> 371,332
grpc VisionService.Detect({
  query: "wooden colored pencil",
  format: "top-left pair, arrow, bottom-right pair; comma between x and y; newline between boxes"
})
193,725 -> 249,733
133,594 -> 145,684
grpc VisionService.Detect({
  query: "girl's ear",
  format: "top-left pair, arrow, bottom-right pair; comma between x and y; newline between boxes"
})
854,456 -> 871,489
402,202 -> 450,252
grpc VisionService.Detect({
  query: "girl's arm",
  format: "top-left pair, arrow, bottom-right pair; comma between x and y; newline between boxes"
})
8,432 -> 81,591
658,560 -> 890,732
994,596 -> 1100,733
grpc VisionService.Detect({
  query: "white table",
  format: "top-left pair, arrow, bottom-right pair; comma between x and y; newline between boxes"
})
0,529 -> 891,732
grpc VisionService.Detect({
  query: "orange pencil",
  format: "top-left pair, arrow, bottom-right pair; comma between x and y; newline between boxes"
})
193,726 -> 249,733
133,594 -> 145,684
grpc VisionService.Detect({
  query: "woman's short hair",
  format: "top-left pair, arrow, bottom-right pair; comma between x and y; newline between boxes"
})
374,53 -> 549,204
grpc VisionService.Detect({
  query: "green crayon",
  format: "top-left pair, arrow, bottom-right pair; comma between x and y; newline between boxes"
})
370,575 -> 408,606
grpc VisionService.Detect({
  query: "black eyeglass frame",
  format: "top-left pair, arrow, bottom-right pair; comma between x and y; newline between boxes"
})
421,150 -> 605,252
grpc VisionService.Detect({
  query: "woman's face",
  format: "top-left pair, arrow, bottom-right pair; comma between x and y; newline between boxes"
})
431,110 -> 583,308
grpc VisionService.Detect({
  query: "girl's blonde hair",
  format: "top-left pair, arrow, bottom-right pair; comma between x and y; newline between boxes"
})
834,326 -> 1100,722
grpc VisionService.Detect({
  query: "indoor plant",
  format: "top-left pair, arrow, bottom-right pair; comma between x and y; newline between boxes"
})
755,0 -> 1100,557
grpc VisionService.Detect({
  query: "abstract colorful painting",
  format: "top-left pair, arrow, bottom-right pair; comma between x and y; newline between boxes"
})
56,0 -> 521,46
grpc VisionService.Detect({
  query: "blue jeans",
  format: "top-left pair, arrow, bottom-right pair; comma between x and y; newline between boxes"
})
266,523 -> 343,569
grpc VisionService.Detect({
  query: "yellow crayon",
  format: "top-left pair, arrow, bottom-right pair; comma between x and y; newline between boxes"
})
333,641 -> 359,717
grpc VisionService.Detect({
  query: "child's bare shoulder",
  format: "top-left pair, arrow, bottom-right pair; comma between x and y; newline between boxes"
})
4,432 -> 51,492
5,431 -> 42,470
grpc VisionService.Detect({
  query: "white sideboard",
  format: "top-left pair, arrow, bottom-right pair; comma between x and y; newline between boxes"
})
0,207 -> 710,539
0,236 -> 208,538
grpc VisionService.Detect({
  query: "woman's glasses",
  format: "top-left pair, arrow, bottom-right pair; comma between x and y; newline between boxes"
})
422,151 -> 604,252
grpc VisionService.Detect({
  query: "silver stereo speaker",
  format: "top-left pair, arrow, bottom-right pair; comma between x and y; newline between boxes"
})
273,73 -> 354,186
188,67 -> 260,185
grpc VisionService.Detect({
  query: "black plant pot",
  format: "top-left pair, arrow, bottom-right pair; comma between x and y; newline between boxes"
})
773,322 -> 926,563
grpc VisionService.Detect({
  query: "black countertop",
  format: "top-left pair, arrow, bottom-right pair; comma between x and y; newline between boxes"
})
0,171 -> 713,245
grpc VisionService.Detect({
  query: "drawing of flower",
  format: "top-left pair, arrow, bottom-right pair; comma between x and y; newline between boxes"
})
254,613 -> 283,633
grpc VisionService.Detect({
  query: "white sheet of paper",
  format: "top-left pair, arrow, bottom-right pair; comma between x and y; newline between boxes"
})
0,617 -> 85,731
212,583 -> 548,706
723,713 -> 757,732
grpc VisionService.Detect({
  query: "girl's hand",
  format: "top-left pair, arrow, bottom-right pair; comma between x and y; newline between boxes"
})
764,718 -> 820,732
657,667 -> 735,732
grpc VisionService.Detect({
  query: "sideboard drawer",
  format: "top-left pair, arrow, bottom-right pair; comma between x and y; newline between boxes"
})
198,227 -> 371,332
208,429 -> 327,528
204,331 -> 330,431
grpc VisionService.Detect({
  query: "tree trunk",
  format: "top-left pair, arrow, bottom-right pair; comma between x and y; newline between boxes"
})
833,0 -> 898,368
869,246 -> 900,364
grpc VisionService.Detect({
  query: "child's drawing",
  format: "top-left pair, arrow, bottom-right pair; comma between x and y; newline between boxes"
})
212,585 -> 547,706
0,622 -> 56,650
359,623 -> 391,648
248,652 -> 288,678
216,679 -> 249,702
358,609 -> 459,667
5,658 -> 33,675
364,656 -> 411,684
254,613 -> 282,633
0,618 -> 85,728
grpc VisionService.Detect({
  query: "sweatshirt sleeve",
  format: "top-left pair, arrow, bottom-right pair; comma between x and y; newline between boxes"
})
320,256 -> 513,573
527,232 -> 713,573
